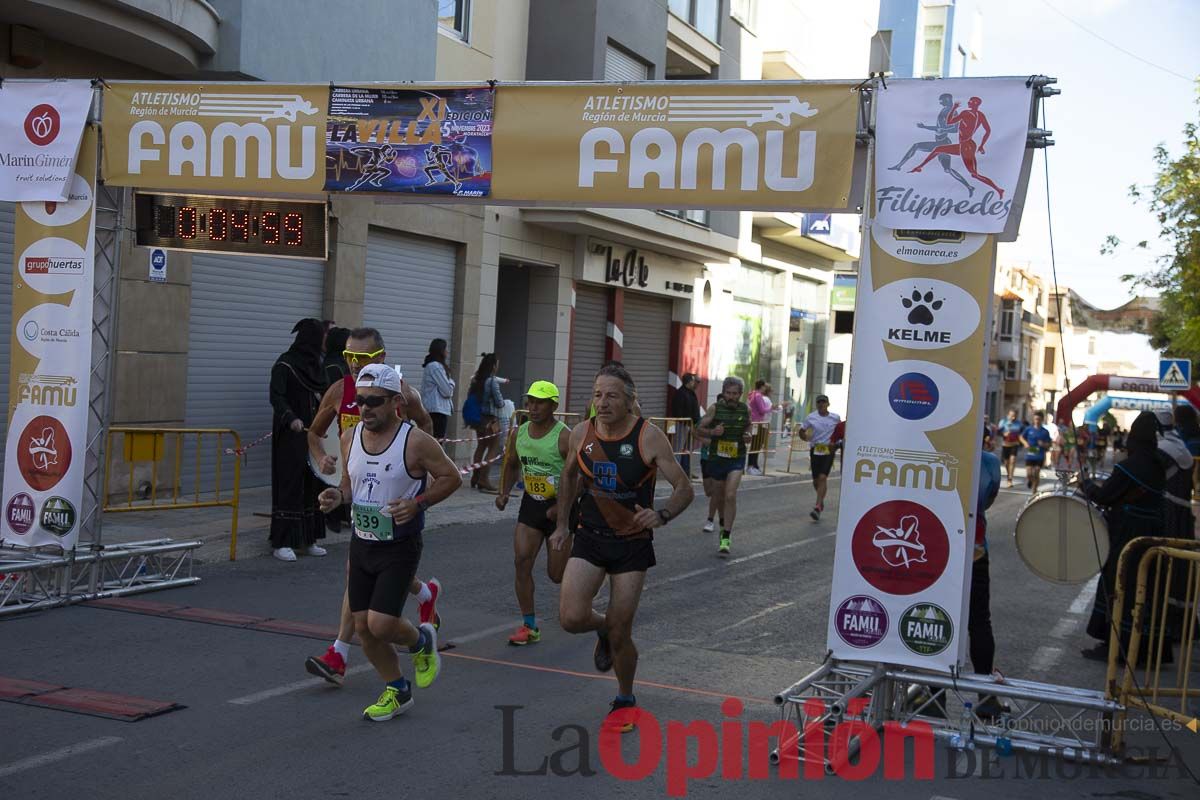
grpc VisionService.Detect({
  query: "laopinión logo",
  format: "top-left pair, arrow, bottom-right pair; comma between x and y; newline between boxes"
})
495,699 -> 935,796
852,445 -> 959,492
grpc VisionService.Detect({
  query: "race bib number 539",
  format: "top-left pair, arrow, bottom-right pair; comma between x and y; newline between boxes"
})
353,503 -> 393,541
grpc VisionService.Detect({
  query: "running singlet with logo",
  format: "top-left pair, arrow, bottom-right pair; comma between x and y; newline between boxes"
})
999,419 -> 1023,445
706,402 -> 751,461
347,421 -> 426,541
577,418 -> 656,538
516,420 -> 567,501
803,411 -> 841,457
339,375 -> 361,433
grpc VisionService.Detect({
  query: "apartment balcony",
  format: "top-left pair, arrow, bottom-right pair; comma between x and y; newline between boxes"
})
752,211 -> 861,262
995,336 -> 1021,363
666,8 -> 721,78
6,0 -> 219,73
1004,378 -> 1032,397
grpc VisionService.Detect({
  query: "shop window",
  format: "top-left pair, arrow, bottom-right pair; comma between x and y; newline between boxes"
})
662,209 -> 710,226
833,310 -> 854,335
919,5 -> 948,77
826,362 -> 844,385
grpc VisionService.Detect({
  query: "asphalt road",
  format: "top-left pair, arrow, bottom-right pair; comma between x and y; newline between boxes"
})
2,471 -> 1198,799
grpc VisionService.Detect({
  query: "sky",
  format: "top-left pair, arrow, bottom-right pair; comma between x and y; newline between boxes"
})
972,0 -> 1199,372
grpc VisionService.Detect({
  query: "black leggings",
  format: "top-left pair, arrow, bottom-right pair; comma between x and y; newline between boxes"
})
968,553 -> 995,675
430,413 -> 449,440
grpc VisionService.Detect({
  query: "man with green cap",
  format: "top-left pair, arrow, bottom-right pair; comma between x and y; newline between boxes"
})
496,380 -> 571,645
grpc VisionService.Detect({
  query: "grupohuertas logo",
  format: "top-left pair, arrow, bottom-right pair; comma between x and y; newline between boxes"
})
877,91 -> 1015,225
899,602 -> 953,656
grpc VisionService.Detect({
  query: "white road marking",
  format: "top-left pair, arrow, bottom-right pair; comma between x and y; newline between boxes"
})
227,664 -> 375,705
712,601 -> 796,635
0,737 -> 123,778
1068,575 -> 1099,615
1049,617 -> 1081,639
1029,646 -> 1063,673
651,531 -> 838,590
449,620 -> 524,646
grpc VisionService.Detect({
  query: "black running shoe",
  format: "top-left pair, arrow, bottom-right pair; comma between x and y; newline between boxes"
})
604,697 -> 637,734
593,630 -> 613,673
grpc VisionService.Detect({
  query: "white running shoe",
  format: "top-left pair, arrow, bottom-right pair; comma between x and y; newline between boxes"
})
702,520 -> 715,533
273,547 -> 297,562
747,466 -> 763,476
304,544 -> 328,557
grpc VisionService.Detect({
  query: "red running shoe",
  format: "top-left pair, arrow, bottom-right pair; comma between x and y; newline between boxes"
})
305,646 -> 346,686
419,577 -> 442,630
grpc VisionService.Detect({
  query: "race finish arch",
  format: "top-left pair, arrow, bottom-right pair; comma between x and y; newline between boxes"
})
12,77 -> 1129,766
1055,373 -> 1200,426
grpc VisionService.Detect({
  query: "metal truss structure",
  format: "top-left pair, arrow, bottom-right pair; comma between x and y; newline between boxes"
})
1,183 -> 203,616
771,659 -> 1123,771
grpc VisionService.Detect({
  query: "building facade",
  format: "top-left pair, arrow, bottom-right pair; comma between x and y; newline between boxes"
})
875,0 -> 983,78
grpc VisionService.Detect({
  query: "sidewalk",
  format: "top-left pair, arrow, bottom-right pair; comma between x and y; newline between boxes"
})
99,466 -> 811,564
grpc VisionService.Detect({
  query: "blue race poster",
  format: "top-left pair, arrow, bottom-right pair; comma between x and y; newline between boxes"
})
325,85 -> 492,197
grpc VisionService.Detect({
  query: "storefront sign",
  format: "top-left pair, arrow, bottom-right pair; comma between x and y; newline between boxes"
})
585,242 -> 697,298
101,83 -> 329,193
874,78 -> 1033,233
2,126 -> 98,549
0,80 -> 93,201
830,273 -> 857,310
826,219 -> 997,672
493,82 -> 858,210
326,85 -> 493,196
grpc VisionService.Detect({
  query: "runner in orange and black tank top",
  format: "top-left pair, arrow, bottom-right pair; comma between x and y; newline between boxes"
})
576,417 -> 657,539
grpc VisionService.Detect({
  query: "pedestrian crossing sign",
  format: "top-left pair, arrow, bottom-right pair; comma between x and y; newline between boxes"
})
1158,358 -> 1191,391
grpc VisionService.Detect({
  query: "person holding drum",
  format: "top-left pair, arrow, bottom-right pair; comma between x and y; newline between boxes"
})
495,381 -> 571,646
1019,411 -> 1053,493
1078,412 -> 1166,662
303,327 -> 442,688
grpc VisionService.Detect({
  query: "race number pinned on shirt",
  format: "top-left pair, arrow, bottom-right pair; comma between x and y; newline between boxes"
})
814,444 -> 831,456
717,440 -> 740,459
353,502 -> 393,541
524,474 -> 556,501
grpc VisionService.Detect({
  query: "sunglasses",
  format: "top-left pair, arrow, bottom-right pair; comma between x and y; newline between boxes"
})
354,394 -> 391,409
343,348 -> 385,366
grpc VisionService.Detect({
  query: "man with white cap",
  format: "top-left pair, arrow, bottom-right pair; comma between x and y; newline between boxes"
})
317,364 -> 462,721
303,327 -> 442,688
496,380 -> 571,645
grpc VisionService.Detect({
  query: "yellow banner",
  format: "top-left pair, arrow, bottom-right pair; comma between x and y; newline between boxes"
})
491,82 -> 858,210
100,83 -> 328,193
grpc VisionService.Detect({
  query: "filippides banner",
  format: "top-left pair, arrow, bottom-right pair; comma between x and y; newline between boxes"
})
101,83 -> 329,193
874,79 -> 1033,233
0,80 -> 93,202
826,221 -> 996,671
1,126 -> 98,549
491,82 -> 859,210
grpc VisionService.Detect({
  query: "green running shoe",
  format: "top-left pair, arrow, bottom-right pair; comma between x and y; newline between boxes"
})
718,535 -> 731,555
362,684 -> 413,722
412,622 -> 442,688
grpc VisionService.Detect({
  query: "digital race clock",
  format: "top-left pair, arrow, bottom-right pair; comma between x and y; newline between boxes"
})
133,193 -> 328,260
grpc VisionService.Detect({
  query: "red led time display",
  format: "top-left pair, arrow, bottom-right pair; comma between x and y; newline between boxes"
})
134,193 -> 327,260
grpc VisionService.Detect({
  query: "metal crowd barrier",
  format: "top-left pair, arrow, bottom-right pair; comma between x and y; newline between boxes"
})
102,427 -> 243,561
646,417 -> 695,459
1106,537 -> 1200,753
785,423 -> 812,473
747,421 -> 772,474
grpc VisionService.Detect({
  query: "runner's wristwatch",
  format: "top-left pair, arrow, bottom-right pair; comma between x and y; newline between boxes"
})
657,508 -> 673,526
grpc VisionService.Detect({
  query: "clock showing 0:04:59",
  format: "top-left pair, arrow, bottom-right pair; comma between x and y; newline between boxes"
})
133,192 -> 328,260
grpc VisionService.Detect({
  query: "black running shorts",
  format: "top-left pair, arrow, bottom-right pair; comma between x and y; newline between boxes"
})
570,528 -> 656,574
1002,444 -> 1020,461
517,494 -> 556,536
810,452 -> 835,478
348,534 -> 422,617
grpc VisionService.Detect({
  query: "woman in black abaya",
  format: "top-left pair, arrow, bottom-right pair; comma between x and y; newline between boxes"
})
269,318 -> 328,561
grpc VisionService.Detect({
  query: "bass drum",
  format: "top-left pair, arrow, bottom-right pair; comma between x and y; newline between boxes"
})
1014,491 -> 1109,584
308,423 -> 344,487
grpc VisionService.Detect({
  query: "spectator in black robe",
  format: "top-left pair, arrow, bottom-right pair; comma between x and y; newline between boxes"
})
323,326 -> 351,391
670,373 -> 702,476
269,318 -> 327,562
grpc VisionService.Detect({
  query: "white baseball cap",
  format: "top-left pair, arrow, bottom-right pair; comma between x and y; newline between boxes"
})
356,363 -> 401,393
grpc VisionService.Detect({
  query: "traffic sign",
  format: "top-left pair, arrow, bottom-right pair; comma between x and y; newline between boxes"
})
1158,357 -> 1191,391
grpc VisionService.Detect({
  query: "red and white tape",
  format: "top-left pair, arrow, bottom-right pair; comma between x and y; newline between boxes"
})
225,431 -> 272,457
456,450 -> 506,476
437,428 -> 506,445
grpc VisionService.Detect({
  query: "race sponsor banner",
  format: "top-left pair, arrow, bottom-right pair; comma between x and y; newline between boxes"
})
826,220 -> 996,671
0,80 -> 93,201
325,85 -> 493,197
100,83 -> 329,193
2,126 -> 98,549
874,79 -> 1033,233
492,82 -> 858,210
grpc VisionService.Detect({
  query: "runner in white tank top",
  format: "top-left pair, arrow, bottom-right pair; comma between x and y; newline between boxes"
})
347,420 -> 426,541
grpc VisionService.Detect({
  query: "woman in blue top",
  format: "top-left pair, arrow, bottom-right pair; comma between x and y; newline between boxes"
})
467,353 -> 505,492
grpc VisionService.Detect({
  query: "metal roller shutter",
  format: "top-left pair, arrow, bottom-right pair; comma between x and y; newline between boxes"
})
621,292 -> 672,417
568,285 -> 607,414
362,229 -> 456,389
185,252 -> 325,490
0,203 -> 13,460
605,45 -> 650,82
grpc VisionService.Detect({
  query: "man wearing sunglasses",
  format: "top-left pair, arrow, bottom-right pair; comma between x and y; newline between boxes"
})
304,327 -> 441,687
317,364 -> 462,721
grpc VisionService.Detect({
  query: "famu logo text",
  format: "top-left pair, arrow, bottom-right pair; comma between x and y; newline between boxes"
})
853,446 -> 959,492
